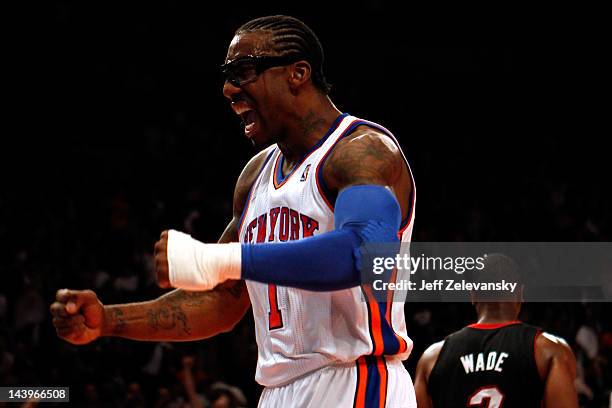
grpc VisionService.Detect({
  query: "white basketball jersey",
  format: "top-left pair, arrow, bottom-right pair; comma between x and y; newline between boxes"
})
238,113 -> 416,387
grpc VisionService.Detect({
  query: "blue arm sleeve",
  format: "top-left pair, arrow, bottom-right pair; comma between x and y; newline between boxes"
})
240,185 -> 401,291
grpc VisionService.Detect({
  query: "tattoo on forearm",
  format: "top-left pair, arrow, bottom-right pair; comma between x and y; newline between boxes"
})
147,304 -> 191,335
110,308 -> 126,335
174,290 -> 207,307
172,283 -> 243,305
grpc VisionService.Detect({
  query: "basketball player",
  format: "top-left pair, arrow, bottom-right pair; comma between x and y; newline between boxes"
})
51,16 -> 416,407
413,254 -> 578,408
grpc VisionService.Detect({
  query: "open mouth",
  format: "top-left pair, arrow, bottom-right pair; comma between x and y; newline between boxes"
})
240,110 -> 258,138
232,100 -> 259,139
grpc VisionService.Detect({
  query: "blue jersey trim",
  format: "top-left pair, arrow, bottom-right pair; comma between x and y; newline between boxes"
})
273,112 -> 348,186
364,356 -> 383,408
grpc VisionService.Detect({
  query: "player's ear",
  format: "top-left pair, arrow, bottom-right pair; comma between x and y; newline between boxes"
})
288,61 -> 311,92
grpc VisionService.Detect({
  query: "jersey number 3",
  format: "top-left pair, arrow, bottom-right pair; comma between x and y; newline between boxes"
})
268,284 -> 284,330
468,386 -> 504,408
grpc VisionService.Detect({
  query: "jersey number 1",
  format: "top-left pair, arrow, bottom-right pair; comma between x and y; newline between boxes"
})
467,386 -> 504,408
268,284 -> 283,330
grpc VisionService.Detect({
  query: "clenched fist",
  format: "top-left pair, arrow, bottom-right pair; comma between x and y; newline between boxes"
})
154,230 -> 171,288
50,289 -> 104,345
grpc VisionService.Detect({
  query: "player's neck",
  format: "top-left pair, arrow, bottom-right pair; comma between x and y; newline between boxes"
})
476,303 -> 520,324
277,96 -> 342,166
476,315 -> 519,325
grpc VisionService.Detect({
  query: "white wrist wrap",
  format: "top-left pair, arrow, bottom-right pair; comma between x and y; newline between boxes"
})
167,230 -> 242,291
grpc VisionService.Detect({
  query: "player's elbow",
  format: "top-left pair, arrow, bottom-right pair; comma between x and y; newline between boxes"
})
218,292 -> 250,334
194,310 -> 245,338
218,317 -> 241,334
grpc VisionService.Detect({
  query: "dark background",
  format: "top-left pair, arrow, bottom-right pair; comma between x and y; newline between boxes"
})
2,2 -> 610,407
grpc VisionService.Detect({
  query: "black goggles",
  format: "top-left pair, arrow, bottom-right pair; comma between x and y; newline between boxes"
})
220,54 -> 302,87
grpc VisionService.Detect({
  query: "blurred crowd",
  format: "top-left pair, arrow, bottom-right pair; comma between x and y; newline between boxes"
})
2,125 -> 610,407
4,2 -> 608,406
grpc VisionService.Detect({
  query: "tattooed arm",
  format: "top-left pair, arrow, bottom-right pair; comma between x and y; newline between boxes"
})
232,128 -> 413,291
322,125 -> 412,220
50,223 -> 248,343
99,212 -> 248,341
50,148 -> 272,344
100,267 -> 250,341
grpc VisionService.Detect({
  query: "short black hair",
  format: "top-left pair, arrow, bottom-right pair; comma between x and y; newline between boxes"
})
236,15 -> 332,94
470,253 -> 522,301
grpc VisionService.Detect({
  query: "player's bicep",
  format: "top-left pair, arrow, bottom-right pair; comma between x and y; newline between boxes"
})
323,131 -> 402,191
543,354 -> 578,408
414,356 -> 433,408
540,338 -> 578,408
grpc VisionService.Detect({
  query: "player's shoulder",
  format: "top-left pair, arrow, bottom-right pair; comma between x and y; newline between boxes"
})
233,145 -> 276,215
421,340 -> 446,362
324,122 -> 405,188
240,145 -> 276,179
536,331 -> 574,357
534,331 -> 576,378
417,340 -> 446,376
331,124 -> 402,158
423,340 -> 446,359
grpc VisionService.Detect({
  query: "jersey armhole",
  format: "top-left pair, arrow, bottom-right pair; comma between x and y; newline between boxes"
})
426,338 -> 452,395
